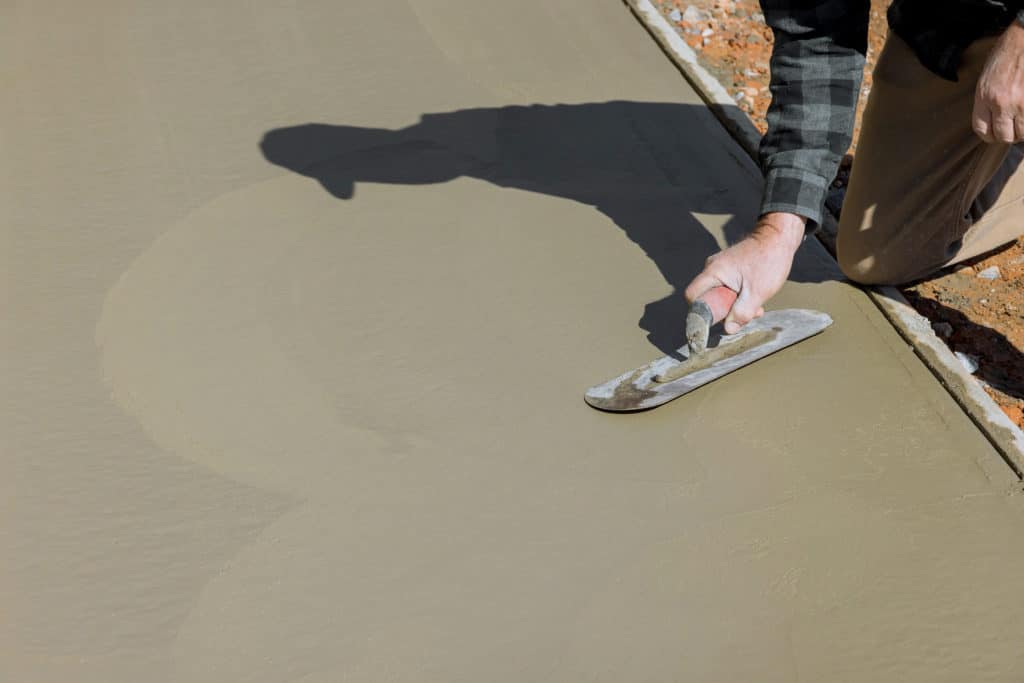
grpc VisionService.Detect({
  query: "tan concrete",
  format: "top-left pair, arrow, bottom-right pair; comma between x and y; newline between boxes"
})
3,1 -> 1024,680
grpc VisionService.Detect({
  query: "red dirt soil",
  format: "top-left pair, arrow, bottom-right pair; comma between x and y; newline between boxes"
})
653,0 -> 1024,429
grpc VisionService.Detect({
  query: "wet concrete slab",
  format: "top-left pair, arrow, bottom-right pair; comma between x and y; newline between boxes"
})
4,1 -> 1024,680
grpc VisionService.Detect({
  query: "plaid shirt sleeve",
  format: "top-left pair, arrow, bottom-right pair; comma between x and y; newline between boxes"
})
758,1 -> 871,229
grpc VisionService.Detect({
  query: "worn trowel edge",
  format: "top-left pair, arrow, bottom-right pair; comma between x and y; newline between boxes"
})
585,309 -> 832,412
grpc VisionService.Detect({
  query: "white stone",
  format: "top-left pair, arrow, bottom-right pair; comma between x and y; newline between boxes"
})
682,5 -> 711,24
954,351 -> 980,374
977,265 -> 1000,280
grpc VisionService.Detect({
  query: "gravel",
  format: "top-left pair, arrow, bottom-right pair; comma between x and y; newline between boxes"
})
682,5 -> 711,23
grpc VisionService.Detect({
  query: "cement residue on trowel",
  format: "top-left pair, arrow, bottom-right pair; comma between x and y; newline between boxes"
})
654,327 -> 780,383
608,368 -> 661,408
585,309 -> 832,412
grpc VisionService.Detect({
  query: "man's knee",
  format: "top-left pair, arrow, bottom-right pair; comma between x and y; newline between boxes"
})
835,195 -> 952,285
836,237 -> 941,285
837,248 -> 900,285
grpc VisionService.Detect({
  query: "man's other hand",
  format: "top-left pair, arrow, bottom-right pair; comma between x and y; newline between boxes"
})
974,19 -> 1024,143
684,212 -> 806,334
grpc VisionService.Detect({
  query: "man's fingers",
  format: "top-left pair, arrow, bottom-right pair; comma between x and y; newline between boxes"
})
723,289 -> 761,335
973,96 -> 1024,143
1014,115 -> 1024,142
973,100 -> 994,142
683,270 -> 723,304
993,112 -> 1017,143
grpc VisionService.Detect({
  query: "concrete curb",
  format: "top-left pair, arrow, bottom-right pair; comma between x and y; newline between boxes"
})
624,0 -> 1024,477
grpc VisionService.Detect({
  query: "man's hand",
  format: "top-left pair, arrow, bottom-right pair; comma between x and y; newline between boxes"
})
684,212 -> 805,334
974,19 -> 1024,143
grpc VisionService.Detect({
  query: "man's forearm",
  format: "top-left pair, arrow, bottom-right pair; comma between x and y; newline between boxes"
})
752,212 -> 807,251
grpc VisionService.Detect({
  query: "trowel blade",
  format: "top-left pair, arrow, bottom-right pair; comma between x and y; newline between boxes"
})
584,308 -> 832,412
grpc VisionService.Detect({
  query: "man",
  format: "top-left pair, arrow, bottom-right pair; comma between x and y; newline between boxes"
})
685,1 -> 1024,334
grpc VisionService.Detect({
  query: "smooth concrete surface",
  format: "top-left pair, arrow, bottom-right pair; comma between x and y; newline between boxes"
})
4,1 -> 1024,680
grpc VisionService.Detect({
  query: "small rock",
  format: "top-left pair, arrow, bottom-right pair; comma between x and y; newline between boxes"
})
701,27 -> 714,37
751,11 -> 765,23
668,8 -> 682,22
932,322 -> 953,339
682,5 -> 711,24
977,265 -> 1001,280
747,33 -> 764,44
980,298 -> 989,305
954,351 -> 980,374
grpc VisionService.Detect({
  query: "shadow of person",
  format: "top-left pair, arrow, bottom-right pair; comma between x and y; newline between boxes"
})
260,101 -> 830,354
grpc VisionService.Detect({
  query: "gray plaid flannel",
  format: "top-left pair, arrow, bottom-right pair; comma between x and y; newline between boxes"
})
758,0 -> 1024,229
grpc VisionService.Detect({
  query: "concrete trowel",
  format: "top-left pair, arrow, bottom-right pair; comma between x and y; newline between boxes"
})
584,287 -> 832,411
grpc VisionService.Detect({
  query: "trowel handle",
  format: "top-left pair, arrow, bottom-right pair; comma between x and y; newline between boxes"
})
695,286 -> 738,325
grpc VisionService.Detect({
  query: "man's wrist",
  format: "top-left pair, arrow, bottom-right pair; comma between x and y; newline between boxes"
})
752,212 -> 807,250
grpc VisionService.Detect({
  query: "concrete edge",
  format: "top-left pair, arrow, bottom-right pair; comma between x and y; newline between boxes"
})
622,0 -> 762,160
869,285 -> 1024,477
623,0 -> 1024,477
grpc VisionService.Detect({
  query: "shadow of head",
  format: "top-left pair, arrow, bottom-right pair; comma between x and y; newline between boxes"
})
260,123 -> 474,200
259,102 -> 831,353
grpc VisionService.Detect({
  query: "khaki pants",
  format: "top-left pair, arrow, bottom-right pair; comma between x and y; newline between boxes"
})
837,34 -> 1024,285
